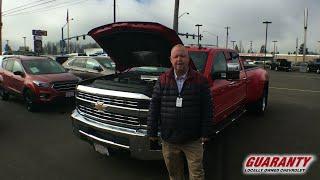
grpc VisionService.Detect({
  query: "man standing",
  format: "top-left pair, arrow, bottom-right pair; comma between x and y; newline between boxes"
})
148,44 -> 213,180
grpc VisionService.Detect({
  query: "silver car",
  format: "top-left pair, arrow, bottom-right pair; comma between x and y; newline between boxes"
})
62,56 -> 115,80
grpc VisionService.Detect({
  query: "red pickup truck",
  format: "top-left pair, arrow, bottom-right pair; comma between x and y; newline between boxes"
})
71,22 -> 269,160
0,56 -> 79,111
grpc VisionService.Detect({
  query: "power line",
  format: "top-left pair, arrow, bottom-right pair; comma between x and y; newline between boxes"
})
4,0 -> 88,17
3,0 -> 47,13
3,0 -> 58,16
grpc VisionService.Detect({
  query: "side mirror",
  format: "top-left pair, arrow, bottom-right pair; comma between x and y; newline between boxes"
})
226,63 -> 240,80
232,54 -> 239,59
93,66 -> 103,72
227,53 -> 239,60
13,71 -> 25,77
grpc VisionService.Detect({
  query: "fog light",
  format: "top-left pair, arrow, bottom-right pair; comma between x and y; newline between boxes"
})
39,93 -> 50,99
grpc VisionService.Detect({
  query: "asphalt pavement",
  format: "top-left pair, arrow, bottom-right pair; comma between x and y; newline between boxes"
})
0,70 -> 319,180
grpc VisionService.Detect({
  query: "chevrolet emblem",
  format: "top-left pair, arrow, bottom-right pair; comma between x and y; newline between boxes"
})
94,101 -> 106,111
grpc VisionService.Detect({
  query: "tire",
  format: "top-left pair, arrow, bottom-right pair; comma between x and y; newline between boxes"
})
248,83 -> 268,115
24,89 -> 38,112
0,87 -> 9,101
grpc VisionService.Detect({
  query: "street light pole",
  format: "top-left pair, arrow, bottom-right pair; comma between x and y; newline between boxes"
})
173,0 -> 179,32
303,8 -> 308,62
231,40 -> 236,49
23,37 -> 26,51
295,38 -> 298,64
61,27 -> 64,54
61,20 -> 72,55
263,21 -> 272,69
62,10 -> 73,55
225,26 -> 230,48
114,0 -> 116,23
272,40 -> 278,55
67,9 -> 70,54
178,12 -> 189,18
195,24 -> 202,47
177,12 -> 189,33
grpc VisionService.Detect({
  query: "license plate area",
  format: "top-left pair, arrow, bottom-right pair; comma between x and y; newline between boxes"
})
65,91 -> 75,97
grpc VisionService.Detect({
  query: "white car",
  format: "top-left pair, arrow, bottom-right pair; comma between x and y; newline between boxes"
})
0,55 -> 14,69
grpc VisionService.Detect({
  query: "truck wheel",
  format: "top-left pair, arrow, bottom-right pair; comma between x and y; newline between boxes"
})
24,89 -> 38,112
248,84 -> 268,115
0,87 -> 9,101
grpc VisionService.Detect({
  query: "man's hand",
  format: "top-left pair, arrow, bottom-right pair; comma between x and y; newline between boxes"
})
201,137 -> 210,144
149,137 -> 158,141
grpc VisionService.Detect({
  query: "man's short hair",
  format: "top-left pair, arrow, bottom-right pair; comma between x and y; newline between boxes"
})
171,44 -> 189,58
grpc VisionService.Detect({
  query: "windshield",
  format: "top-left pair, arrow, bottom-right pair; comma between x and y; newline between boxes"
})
96,58 -> 116,69
130,66 -> 168,73
22,59 -> 66,75
188,51 -> 208,72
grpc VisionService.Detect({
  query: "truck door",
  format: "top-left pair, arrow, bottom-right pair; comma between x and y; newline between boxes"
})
10,60 -> 25,94
2,59 -> 14,92
227,51 -> 246,108
209,51 -> 234,123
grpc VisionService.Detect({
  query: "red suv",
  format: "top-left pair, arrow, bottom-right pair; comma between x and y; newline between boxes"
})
0,56 -> 79,111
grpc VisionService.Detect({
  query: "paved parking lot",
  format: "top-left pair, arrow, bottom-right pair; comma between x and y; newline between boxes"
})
0,70 -> 319,180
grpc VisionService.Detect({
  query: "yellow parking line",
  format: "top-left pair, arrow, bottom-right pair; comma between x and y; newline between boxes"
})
270,87 -> 320,93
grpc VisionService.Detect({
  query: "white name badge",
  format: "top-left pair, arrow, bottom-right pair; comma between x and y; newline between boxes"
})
176,97 -> 183,107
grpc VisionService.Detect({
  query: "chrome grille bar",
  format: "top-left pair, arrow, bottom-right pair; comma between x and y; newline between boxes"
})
77,91 -> 139,108
78,105 -> 141,127
52,81 -> 78,92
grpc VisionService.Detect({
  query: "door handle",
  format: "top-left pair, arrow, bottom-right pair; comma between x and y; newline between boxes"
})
229,81 -> 236,85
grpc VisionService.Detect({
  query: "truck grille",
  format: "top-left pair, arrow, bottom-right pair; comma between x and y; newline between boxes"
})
78,105 -> 141,127
52,80 -> 78,92
76,90 -> 149,128
77,91 -> 139,109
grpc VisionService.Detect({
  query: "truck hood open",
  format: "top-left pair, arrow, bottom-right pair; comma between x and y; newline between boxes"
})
88,22 -> 184,72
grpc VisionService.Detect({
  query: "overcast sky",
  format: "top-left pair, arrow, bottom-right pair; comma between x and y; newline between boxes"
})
2,0 -> 320,53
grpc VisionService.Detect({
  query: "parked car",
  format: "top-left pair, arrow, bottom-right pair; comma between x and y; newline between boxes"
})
70,22 -> 269,160
269,58 -> 292,71
62,56 -> 115,80
307,59 -> 320,74
0,55 -> 15,70
0,56 -> 79,111
41,55 -> 70,65
53,55 -> 71,64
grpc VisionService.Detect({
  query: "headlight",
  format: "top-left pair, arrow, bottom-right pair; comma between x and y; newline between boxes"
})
33,80 -> 50,88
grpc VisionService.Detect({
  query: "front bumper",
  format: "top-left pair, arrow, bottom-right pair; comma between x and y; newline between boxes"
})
34,89 -> 75,103
71,109 -> 162,160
